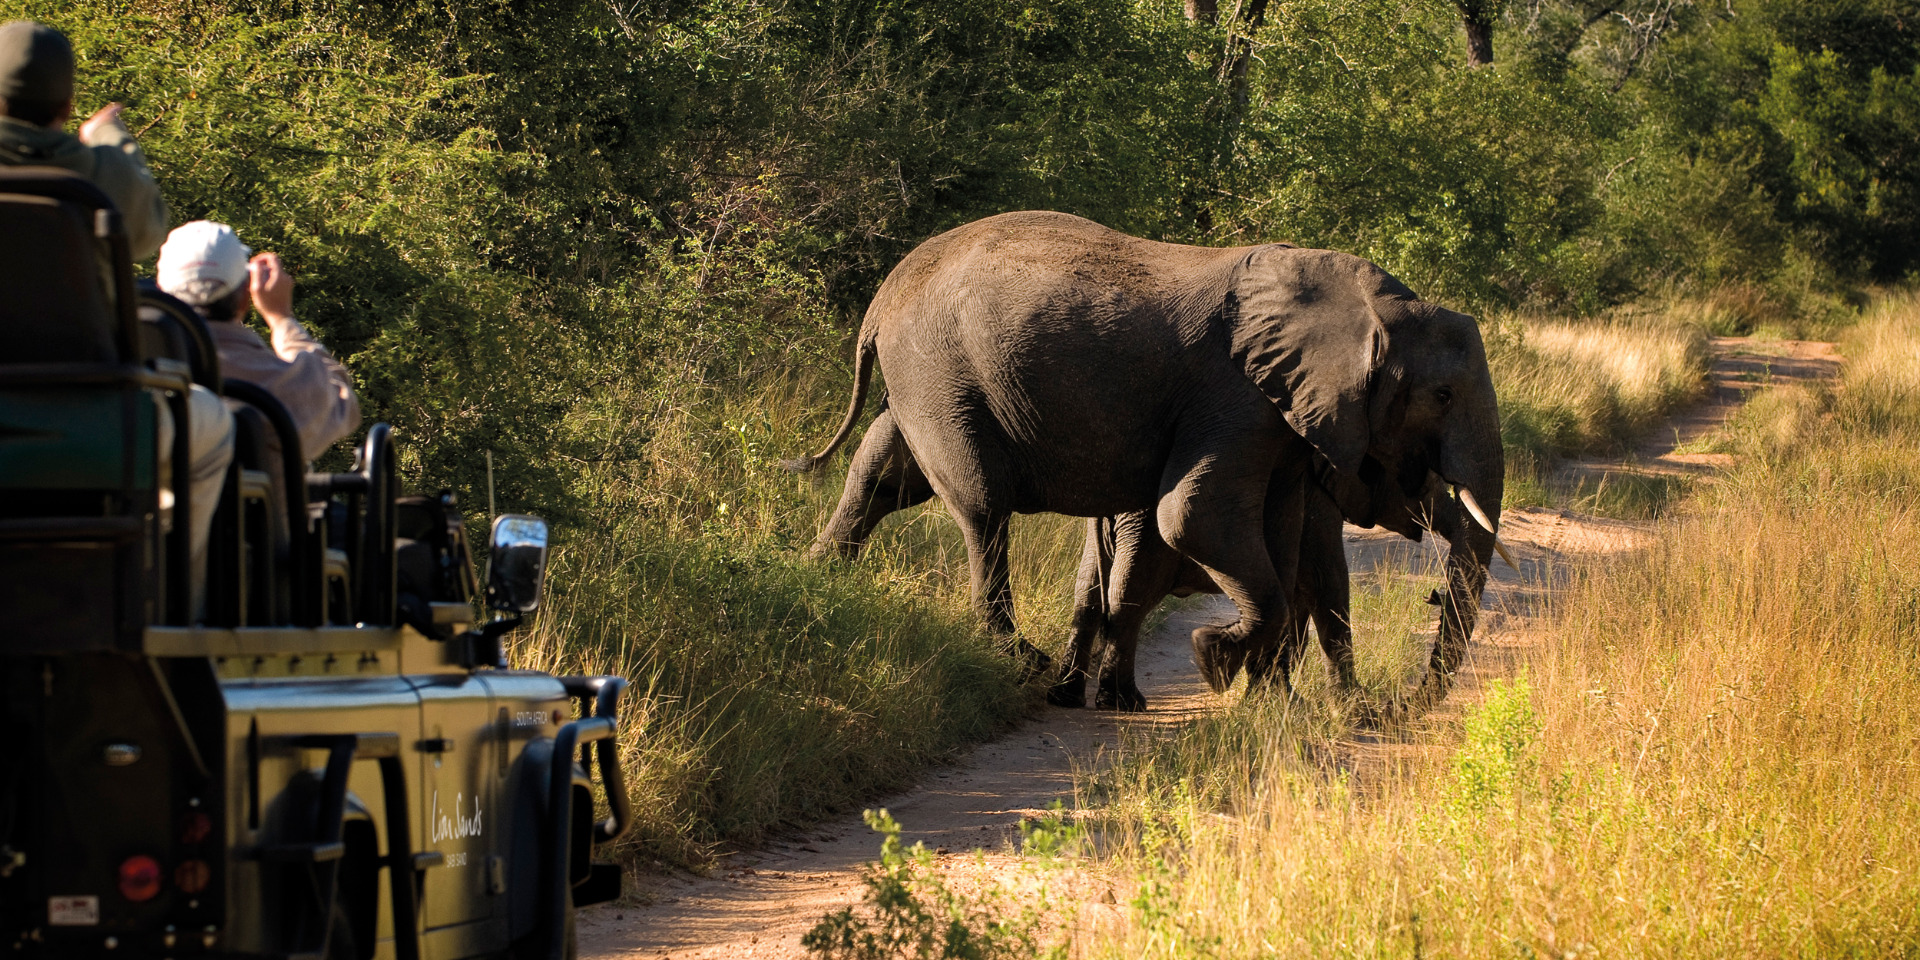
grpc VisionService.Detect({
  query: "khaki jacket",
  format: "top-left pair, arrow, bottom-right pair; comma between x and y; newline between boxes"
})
0,114 -> 169,260
210,317 -> 362,463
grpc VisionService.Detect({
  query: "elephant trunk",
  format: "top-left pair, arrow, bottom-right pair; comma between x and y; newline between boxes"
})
1405,410 -> 1505,716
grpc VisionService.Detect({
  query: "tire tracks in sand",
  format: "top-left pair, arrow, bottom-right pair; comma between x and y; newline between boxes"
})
578,336 -> 1839,960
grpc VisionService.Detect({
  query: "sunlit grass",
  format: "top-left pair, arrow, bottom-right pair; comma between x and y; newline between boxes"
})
1490,309 -> 1709,470
1066,293 -> 1920,958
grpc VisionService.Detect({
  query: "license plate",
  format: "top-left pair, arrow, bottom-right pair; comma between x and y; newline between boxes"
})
48,895 -> 100,926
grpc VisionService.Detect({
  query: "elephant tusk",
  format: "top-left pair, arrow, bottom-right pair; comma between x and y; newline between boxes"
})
1455,485 -> 1497,534
1491,535 -> 1518,571
1456,486 -> 1519,570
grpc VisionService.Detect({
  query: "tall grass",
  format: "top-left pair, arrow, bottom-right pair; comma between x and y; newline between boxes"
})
514,371 -> 1087,863
1490,309 -> 1710,469
1070,295 -> 1920,957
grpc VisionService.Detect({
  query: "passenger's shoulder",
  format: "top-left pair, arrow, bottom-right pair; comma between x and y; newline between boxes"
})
209,320 -> 273,352
0,119 -> 89,171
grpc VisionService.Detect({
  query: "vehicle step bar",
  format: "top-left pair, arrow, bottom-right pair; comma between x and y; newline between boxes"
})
270,731 -> 422,960
545,676 -> 633,960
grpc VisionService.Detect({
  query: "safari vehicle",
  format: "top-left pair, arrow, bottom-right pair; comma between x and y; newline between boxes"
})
0,168 -> 631,960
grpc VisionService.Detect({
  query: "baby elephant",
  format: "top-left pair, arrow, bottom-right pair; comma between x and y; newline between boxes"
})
1051,482 -> 1355,711
1054,472 -> 1490,715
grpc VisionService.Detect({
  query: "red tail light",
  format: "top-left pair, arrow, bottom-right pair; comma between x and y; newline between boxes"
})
118,855 -> 163,901
180,812 -> 212,844
175,859 -> 211,895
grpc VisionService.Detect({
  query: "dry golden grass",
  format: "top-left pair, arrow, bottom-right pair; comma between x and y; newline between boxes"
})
1066,295 -> 1920,958
1491,310 -> 1710,469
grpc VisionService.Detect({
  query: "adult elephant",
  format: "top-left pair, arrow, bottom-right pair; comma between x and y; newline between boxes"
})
789,211 -> 1506,686
1058,470 -> 1510,714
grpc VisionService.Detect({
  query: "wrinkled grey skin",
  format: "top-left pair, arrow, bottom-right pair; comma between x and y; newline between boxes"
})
1054,471 -> 1494,717
791,211 -> 1503,682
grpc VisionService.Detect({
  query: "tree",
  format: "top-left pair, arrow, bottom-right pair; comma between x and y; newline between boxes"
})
1458,0 -> 1502,65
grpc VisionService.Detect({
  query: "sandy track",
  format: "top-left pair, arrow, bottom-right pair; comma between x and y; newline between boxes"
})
578,599 -> 1225,959
1558,337 -> 1840,484
580,335 -> 1837,960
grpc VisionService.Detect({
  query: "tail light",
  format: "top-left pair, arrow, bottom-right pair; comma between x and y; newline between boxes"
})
118,855 -> 164,901
175,859 -> 211,895
180,812 -> 212,844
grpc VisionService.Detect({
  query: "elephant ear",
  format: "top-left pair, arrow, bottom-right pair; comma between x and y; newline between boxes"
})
1227,246 -> 1410,481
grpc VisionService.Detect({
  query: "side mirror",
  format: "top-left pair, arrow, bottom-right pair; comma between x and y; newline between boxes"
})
486,514 -> 550,614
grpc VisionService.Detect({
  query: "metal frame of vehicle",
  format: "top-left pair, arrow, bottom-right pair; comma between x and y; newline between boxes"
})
0,167 -> 631,960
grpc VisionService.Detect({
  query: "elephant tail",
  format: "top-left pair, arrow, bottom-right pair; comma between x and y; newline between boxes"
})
782,331 -> 877,474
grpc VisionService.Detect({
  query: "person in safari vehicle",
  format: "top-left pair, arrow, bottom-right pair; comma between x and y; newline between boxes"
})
157,220 -> 362,462
1,20 -> 238,616
0,20 -> 168,259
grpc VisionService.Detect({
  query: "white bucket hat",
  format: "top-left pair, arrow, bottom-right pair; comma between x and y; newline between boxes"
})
157,220 -> 253,306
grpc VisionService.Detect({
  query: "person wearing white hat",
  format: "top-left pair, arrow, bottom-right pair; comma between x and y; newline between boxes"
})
157,221 -> 361,463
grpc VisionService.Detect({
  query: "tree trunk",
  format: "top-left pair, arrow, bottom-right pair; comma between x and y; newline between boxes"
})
1458,1 -> 1497,66
1184,0 -> 1218,23
1219,0 -> 1272,95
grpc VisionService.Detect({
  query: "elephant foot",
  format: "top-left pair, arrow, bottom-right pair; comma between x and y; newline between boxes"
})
1243,649 -> 1292,695
1243,671 -> 1294,698
805,538 -> 861,561
1046,673 -> 1088,708
1190,624 -> 1248,695
1330,661 -> 1362,696
1001,637 -> 1053,683
1349,697 -> 1388,730
1093,676 -> 1147,712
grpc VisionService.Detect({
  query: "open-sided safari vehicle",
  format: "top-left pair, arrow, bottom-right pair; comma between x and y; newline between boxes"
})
0,168 -> 631,960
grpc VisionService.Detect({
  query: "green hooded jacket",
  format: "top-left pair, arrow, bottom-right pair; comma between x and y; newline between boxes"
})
0,113 -> 168,260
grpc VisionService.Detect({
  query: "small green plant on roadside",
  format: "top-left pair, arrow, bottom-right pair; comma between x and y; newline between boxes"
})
1442,674 -> 1540,820
803,810 -> 1067,960
1017,802 -> 1087,860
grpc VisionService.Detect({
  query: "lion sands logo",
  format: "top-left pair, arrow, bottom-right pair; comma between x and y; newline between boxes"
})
431,791 -> 483,843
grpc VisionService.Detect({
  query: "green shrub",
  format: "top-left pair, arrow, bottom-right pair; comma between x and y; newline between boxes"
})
803,810 -> 1070,960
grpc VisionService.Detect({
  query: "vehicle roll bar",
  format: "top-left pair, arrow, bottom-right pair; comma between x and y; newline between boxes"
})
545,675 -> 631,960
307,423 -> 397,626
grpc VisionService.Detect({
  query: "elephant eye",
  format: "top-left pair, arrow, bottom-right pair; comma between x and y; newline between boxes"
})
1434,386 -> 1454,407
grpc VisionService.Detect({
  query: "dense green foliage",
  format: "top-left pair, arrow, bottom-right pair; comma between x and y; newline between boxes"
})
25,0 -> 1914,500
12,0 -> 1915,856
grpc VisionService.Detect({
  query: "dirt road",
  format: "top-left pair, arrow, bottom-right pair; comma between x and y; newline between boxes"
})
1558,337 -> 1841,484
578,335 -> 1839,960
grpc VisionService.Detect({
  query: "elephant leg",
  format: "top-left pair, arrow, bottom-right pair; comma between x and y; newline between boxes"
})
1245,600 -> 1310,696
1298,489 -> 1360,695
955,507 -> 1051,678
1308,592 -> 1360,696
807,408 -> 935,560
1161,439 -> 1305,695
1093,512 -> 1185,712
1048,518 -> 1108,708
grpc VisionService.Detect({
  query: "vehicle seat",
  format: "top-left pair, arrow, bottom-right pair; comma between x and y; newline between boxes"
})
224,401 -> 293,624
0,169 -> 128,363
222,380 -> 318,627
137,283 -> 222,391
0,167 -> 166,647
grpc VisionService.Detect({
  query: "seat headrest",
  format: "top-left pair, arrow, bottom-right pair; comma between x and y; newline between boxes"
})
0,165 -> 129,364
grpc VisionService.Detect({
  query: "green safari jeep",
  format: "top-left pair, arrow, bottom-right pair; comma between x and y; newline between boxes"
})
0,168 -> 631,960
